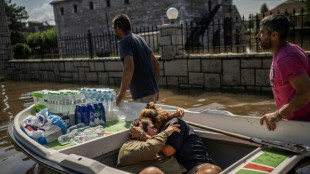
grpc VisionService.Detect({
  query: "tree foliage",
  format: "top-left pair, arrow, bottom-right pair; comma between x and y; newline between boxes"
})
4,0 -> 29,45
260,3 -> 269,14
27,27 -> 57,52
304,0 -> 310,13
12,43 -> 31,59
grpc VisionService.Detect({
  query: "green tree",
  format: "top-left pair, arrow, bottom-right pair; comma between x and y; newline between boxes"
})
304,0 -> 310,13
27,27 -> 57,56
260,3 -> 269,14
4,0 -> 29,45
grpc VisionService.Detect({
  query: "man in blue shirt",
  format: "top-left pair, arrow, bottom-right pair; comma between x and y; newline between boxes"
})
112,14 -> 159,105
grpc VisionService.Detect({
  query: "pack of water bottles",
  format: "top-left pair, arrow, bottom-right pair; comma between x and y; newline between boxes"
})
77,88 -> 117,113
58,123 -> 105,145
75,102 -> 106,126
32,88 -> 116,127
32,89 -> 85,116
21,108 -> 67,145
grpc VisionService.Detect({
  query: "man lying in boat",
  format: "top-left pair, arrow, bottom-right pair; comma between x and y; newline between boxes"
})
131,102 -> 222,174
116,117 -> 186,174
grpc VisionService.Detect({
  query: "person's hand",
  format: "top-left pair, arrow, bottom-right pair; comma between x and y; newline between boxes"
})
129,121 -> 143,139
116,92 -> 125,106
164,121 -> 180,136
260,112 -> 281,131
175,109 -> 184,118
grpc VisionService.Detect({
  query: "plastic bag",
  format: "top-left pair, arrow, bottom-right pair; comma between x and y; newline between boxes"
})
21,108 -> 67,144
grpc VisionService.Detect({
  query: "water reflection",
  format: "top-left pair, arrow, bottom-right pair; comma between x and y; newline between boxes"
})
0,81 -> 276,173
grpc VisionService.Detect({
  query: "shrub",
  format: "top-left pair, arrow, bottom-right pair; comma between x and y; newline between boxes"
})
12,43 -> 31,59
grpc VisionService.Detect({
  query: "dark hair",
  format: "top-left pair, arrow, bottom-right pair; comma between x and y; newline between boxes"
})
112,14 -> 131,32
131,117 -> 151,132
260,14 -> 290,41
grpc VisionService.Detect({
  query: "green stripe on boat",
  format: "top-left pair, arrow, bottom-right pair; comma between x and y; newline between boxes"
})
235,148 -> 291,174
236,169 -> 268,174
252,149 -> 290,168
46,121 -> 132,150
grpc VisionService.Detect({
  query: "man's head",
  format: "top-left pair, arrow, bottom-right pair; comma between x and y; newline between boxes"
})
132,117 -> 158,137
112,14 -> 131,40
256,15 -> 290,50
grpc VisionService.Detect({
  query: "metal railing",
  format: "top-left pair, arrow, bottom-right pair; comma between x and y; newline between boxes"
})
182,7 -> 310,54
34,26 -> 159,59
31,8 -> 310,59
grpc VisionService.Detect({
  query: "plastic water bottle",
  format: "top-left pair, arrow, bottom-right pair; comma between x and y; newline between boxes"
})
107,93 -> 112,112
67,123 -> 86,133
111,90 -> 117,110
32,91 -> 45,111
62,93 -> 69,116
72,126 -> 104,144
58,134 -> 72,145
75,105 -> 82,124
43,91 -> 49,110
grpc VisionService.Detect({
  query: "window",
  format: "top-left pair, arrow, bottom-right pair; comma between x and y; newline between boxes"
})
60,7 -> 64,15
90,2 -> 94,10
73,4 -> 77,13
124,0 -> 129,4
106,0 -> 110,7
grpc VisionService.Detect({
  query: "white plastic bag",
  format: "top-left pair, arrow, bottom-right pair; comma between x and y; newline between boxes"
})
21,108 -> 67,144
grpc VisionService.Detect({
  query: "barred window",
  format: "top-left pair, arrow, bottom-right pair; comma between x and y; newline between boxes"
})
90,2 -> 94,10
73,4 -> 77,13
60,7 -> 64,15
106,0 -> 110,7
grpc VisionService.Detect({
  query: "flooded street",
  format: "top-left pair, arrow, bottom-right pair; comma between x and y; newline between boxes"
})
0,80 -> 276,173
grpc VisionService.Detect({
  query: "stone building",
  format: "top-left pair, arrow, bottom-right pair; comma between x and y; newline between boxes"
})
27,21 -> 55,33
50,0 -> 246,56
0,0 -> 11,72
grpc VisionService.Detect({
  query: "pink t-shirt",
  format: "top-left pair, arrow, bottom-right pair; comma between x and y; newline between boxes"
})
270,42 -> 310,121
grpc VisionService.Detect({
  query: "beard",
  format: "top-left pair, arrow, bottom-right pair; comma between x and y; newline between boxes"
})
259,38 -> 272,50
115,34 -> 122,40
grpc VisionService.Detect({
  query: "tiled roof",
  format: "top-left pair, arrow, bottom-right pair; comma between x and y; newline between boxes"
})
263,0 -> 304,15
50,0 -> 69,5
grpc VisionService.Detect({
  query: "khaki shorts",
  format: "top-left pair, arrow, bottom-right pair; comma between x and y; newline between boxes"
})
134,93 -> 158,103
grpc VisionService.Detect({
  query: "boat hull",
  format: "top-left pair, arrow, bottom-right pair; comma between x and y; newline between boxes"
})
7,101 -> 310,174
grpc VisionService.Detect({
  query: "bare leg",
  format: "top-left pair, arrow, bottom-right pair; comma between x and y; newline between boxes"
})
139,167 -> 164,174
196,163 -> 222,174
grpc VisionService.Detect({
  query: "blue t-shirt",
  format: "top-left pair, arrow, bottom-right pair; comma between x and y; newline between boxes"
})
119,33 -> 159,100
164,118 -> 214,170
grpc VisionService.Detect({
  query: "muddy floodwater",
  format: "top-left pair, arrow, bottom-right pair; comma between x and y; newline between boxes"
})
0,81 -> 276,173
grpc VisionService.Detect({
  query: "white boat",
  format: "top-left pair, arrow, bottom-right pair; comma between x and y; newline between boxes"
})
8,101 -> 310,174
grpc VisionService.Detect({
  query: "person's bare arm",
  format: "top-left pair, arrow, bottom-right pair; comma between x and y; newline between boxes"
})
160,144 -> 176,157
151,53 -> 160,82
260,74 -> 310,131
116,56 -> 134,105
170,109 -> 185,119
278,74 -> 310,116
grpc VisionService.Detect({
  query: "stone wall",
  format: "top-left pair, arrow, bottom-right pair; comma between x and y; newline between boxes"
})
2,22 -> 276,93
160,54 -> 272,93
3,58 -> 123,85
2,53 -> 274,93
0,0 -> 12,74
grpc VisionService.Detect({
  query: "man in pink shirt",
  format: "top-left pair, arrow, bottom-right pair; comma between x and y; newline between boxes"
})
256,15 -> 310,131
